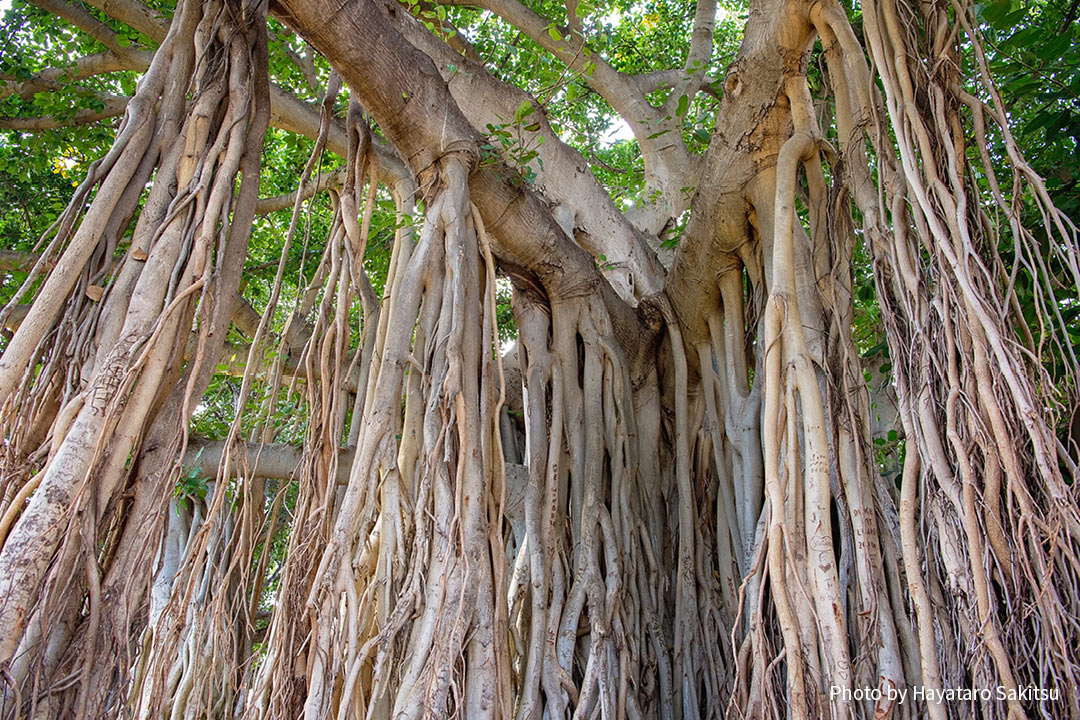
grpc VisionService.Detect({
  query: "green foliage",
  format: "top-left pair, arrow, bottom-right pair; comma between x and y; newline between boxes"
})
176,454 -> 210,501
445,0 -> 743,193
480,117 -> 545,184
980,0 -> 1079,194
975,0 -> 1080,392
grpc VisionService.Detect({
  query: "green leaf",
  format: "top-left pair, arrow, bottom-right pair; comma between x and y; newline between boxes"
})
999,7 -> 1027,26
1006,27 -> 1040,49
981,0 -> 1012,25
548,24 -> 562,42
1024,110 -> 1056,136
676,94 -> 689,117
1036,35 -> 1071,62
514,100 -> 535,123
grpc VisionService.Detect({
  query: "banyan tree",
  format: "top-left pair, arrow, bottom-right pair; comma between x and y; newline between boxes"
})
0,0 -> 1078,717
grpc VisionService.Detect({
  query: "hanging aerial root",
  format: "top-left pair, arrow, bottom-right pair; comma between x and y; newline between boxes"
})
785,0 -> 1080,716
0,1 -> 273,717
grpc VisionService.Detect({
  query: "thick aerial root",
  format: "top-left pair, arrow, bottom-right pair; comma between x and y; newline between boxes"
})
712,0 -> 1080,716
0,0 -> 270,715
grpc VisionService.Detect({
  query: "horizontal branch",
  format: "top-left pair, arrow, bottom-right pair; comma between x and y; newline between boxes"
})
254,168 -> 346,214
0,51 -> 143,100
182,437 -> 529,532
0,250 -> 54,274
182,439 -> 531,487
183,437 -> 350,483
0,96 -> 129,131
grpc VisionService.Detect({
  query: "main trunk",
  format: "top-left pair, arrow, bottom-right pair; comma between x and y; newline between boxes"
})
0,0 -> 1077,718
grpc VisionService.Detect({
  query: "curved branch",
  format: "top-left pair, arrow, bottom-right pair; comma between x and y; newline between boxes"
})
439,0 -> 655,129
632,68 -> 685,94
381,0 -> 664,297
403,0 -> 696,237
276,0 -> 657,371
0,51 -> 143,100
83,0 -> 168,44
27,0 -> 154,65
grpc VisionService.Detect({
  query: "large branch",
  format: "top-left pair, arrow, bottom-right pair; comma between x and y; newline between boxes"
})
78,0 -> 692,238
84,0 -> 168,43
665,0 -> 816,342
430,0 -> 700,236
381,0 -> 664,297
274,0 -> 656,370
